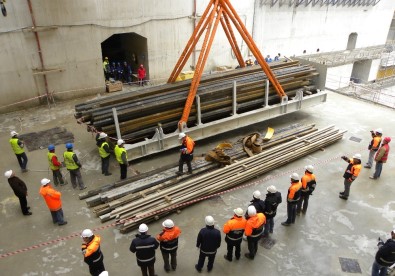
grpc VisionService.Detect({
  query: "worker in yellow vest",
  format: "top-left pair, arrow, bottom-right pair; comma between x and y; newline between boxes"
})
96,132 -> 112,176
63,143 -> 86,190
48,144 -> 65,186
9,131 -> 28,172
114,139 -> 128,180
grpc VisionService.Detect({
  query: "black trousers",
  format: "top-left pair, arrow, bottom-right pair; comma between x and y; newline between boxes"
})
52,169 -> 64,185
120,163 -> 127,179
161,250 -> 177,270
226,240 -> 242,260
16,152 -> 28,170
17,195 -> 29,214
178,154 -> 193,173
247,237 -> 259,259
89,261 -> 105,276
286,202 -> 297,224
101,156 -> 110,174
296,193 -> 310,214
196,251 -> 216,271
140,264 -> 155,276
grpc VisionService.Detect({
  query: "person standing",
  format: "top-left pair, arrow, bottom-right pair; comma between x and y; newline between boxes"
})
138,64 -> 146,86
81,229 -> 106,276
103,57 -> 110,81
9,131 -> 28,172
282,173 -> 302,226
39,178 -> 67,225
244,206 -> 266,260
47,144 -> 65,186
130,223 -> 159,276
176,132 -> 195,176
195,216 -> 221,273
156,219 -> 181,272
63,143 -> 86,190
223,208 -> 246,262
96,132 -> 112,176
4,170 -> 32,216
339,154 -> 362,200
262,185 -> 282,237
245,190 -> 265,219
114,139 -> 128,180
370,137 -> 391,180
372,229 -> 395,276
297,165 -> 317,215
365,128 -> 382,169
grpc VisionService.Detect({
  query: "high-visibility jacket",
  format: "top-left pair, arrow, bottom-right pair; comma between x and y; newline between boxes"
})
245,213 -> 265,238
99,141 -> 110,158
156,226 -> 181,253
287,181 -> 302,202
375,144 -> 390,163
48,152 -> 61,170
82,235 -> 104,266
343,158 -> 361,180
9,138 -> 24,154
223,215 -> 247,242
369,136 -> 382,151
301,172 -> 316,194
63,151 -> 79,170
39,185 -> 62,211
114,145 -> 127,164
181,136 -> 195,154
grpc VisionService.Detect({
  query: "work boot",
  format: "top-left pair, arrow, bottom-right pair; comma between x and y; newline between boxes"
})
223,255 -> 232,262
195,264 -> 202,273
23,212 -> 32,216
364,165 -> 371,169
369,176 -> 377,179
175,171 -> 183,176
104,172 -> 112,176
339,195 -> 348,200
281,221 -> 291,226
21,169 -> 28,173
58,221 -> 68,226
244,253 -> 254,260
339,192 -> 344,195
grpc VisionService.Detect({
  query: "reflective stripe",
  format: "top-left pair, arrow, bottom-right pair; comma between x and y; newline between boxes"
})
162,245 -> 178,251
136,244 -> 156,249
250,229 -> 263,238
201,250 -> 216,255
226,236 -> 242,241
137,256 -> 155,262
92,253 -> 102,263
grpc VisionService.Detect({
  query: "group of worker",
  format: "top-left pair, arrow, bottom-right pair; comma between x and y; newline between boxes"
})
103,57 -> 147,86
243,53 -> 281,67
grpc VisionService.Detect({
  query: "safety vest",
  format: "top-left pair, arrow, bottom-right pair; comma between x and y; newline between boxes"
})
114,145 -> 127,164
182,136 -> 195,154
156,227 -> 181,253
223,215 -> 247,241
343,159 -> 361,179
48,152 -> 60,170
301,173 -> 316,194
287,181 -> 302,202
63,151 -> 79,170
9,138 -> 24,154
371,136 -> 382,151
99,142 -> 110,158
379,144 -> 390,162
245,213 -> 265,238
39,185 -> 62,211
82,235 -> 103,266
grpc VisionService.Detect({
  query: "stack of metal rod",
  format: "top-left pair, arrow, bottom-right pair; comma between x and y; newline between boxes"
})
74,61 -> 319,143
79,124 -> 345,233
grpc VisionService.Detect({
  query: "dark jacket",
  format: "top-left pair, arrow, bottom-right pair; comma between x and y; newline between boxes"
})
82,235 -> 104,267
375,239 -> 395,267
245,198 -> 265,219
196,226 -> 221,255
263,192 -> 282,219
7,176 -> 27,197
130,233 -> 159,266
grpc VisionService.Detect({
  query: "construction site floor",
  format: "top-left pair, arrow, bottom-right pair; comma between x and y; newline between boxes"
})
0,90 -> 394,275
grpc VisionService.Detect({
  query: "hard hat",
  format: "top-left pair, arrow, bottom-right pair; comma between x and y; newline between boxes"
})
352,153 -> 361,160
4,170 -> 13,179
138,223 -> 148,233
117,139 -> 125,146
253,190 -> 261,199
162,219 -> 174,228
384,137 -> 391,143
48,144 -> 55,151
81,229 -> 93,238
99,132 -> 108,139
104,57 -> 108,60
305,165 -> 314,173
99,272 -> 109,276
233,208 -> 244,217
267,185 -> 277,193
205,215 -> 215,226
247,205 -> 257,216
41,178 -> 51,186
65,143 -> 73,149
375,128 -> 382,134
290,173 -> 300,181
10,131 -> 18,137
178,133 -> 186,140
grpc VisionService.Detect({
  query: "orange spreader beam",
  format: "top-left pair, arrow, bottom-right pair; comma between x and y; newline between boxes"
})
168,0 -> 286,129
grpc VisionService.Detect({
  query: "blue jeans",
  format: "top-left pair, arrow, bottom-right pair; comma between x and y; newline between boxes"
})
373,162 -> 383,178
371,260 -> 387,276
16,152 -> 28,170
366,150 -> 376,167
50,209 -> 65,225
264,217 -> 274,234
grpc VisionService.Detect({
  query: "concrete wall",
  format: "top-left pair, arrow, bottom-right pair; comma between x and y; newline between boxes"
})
325,64 -> 354,90
0,0 -> 395,112
369,59 -> 381,81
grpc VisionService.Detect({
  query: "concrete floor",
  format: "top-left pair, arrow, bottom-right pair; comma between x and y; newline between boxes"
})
0,90 -> 394,276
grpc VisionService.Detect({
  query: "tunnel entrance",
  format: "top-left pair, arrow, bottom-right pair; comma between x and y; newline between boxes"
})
101,33 -> 148,83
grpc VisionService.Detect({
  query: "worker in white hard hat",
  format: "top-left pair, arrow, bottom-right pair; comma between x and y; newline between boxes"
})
9,130 -> 28,172
281,173 -> 302,226
223,208 -> 246,261
296,165 -> 317,216
372,229 -> 395,276
114,139 -> 128,180
244,206 -> 266,260
339,153 -> 362,200
39,178 -> 67,225
4,170 -> 32,215
370,136 -> 391,180
176,132 -> 195,176
245,190 -> 265,219
195,216 -> 221,272
262,185 -> 282,237
156,219 -> 182,272
130,223 -> 159,276
365,128 -> 383,168
63,143 -> 86,190
96,132 -> 112,176
81,229 -> 106,276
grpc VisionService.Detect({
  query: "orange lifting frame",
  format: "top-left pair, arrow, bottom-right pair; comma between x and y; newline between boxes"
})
168,0 -> 286,129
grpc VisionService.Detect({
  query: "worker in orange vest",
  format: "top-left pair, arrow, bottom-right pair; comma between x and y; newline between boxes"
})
365,128 -> 382,168
156,219 -> 181,272
176,132 -> 195,175
370,136 -> 391,180
39,178 -> 67,225
81,229 -> 106,276
244,206 -> 265,260
223,208 -> 246,261
297,165 -> 317,215
339,153 -> 362,200
282,173 -> 302,226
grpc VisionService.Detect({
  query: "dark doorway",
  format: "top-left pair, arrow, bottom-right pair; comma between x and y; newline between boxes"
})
346,33 -> 358,50
101,33 -> 149,81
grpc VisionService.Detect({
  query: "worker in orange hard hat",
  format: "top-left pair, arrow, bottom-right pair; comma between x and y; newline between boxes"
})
137,64 -> 146,86
370,136 -> 391,180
